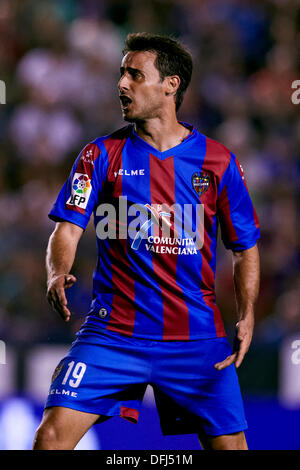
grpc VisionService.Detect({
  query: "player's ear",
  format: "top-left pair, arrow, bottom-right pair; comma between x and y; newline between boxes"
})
164,75 -> 181,97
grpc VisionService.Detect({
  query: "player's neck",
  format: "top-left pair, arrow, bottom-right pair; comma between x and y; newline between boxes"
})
134,114 -> 190,152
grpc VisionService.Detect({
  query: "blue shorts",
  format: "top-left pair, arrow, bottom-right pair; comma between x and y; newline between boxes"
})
45,328 -> 247,437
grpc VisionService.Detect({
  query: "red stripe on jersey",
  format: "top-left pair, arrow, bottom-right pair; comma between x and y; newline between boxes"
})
201,138 -> 227,337
75,142 -> 100,178
205,138 -> 239,245
204,137 -> 238,244
65,142 -> 100,214
104,132 -> 127,196
149,154 -> 189,340
103,132 -> 136,336
200,232 -> 226,337
65,204 -> 86,215
107,237 -> 136,335
235,157 -> 260,230
217,185 -> 238,242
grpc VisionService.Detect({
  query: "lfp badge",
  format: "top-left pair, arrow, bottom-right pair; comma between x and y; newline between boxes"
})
192,172 -> 210,196
66,172 -> 92,210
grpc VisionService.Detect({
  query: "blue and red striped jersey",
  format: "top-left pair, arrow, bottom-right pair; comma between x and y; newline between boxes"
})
49,122 -> 260,340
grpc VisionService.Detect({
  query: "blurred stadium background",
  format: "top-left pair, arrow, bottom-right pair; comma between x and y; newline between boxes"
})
0,0 -> 300,450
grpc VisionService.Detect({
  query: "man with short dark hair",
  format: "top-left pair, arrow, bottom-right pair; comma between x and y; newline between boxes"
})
33,33 -> 260,450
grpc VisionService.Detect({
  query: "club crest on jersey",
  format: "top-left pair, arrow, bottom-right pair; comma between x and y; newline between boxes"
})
192,172 -> 210,196
51,362 -> 64,383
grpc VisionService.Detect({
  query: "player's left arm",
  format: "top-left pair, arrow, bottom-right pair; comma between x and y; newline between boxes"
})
214,243 -> 260,370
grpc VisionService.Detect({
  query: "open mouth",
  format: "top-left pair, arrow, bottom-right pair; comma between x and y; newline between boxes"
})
119,95 -> 132,109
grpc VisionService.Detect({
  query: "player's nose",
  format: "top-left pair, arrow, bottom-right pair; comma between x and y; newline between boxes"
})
118,73 -> 130,92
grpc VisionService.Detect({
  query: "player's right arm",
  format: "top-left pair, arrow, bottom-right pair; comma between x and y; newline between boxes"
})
46,221 -> 84,322
46,141 -> 105,320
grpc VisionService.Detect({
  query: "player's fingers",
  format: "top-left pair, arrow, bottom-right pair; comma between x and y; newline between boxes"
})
214,353 -> 237,370
48,291 -> 65,319
47,290 -> 56,310
56,286 -> 68,307
64,275 -> 77,288
54,289 -> 71,322
235,338 -> 250,368
235,353 -> 245,369
51,288 -> 71,322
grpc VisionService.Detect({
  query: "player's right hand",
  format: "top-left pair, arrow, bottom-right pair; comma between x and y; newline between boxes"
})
46,274 -> 77,322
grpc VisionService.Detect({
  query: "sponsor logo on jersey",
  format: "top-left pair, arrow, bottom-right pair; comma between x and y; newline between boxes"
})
66,172 -> 92,210
114,168 -> 145,177
192,171 -> 210,196
145,236 -> 198,255
131,203 -> 172,251
95,198 -> 204,251
130,203 -> 203,253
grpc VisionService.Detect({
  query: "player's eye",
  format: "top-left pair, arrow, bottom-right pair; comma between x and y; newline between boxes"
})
131,71 -> 143,80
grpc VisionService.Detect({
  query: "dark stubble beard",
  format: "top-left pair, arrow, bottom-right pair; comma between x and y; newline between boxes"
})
123,101 -> 163,123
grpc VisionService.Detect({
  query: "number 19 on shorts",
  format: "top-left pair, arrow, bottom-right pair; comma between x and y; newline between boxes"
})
61,361 -> 87,388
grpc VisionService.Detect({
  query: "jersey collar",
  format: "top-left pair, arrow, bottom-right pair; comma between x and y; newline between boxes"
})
130,121 -> 198,160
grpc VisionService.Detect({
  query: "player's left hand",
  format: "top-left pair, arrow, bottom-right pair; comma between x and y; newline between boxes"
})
214,316 -> 254,370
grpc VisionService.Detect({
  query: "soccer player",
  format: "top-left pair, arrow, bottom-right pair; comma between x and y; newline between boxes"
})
33,33 -> 260,450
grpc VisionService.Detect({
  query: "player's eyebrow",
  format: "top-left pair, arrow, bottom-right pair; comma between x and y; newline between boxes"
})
120,66 -> 145,77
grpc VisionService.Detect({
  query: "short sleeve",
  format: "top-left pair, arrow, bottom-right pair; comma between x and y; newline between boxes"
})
48,141 -> 103,230
217,153 -> 260,251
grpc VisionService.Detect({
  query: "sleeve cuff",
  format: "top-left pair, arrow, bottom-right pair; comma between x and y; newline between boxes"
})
48,209 -> 88,231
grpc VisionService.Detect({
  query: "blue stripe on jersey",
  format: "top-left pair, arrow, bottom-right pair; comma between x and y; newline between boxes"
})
89,140 -> 114,322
